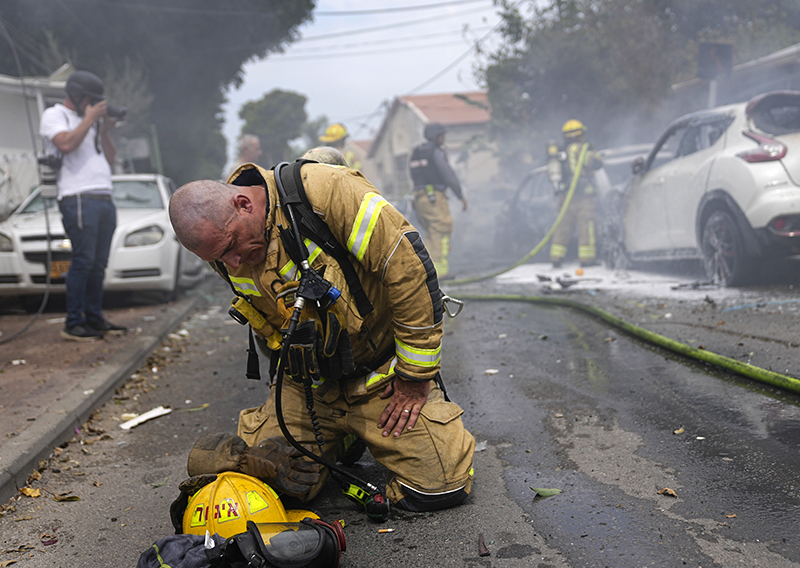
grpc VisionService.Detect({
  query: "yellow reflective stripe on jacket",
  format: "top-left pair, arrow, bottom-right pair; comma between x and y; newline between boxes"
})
279,239 -> 323,282
366,357 -> 398,388
230,276 -> 262,296
347,192 -> 389,261
395,338 -> 441,368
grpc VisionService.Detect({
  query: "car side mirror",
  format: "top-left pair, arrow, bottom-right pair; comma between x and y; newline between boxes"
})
631,157 -> 645,175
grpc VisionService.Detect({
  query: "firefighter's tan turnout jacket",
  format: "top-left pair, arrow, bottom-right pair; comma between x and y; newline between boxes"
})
216,162 -> 444,387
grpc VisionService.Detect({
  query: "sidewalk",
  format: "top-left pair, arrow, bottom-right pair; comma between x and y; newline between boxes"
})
0,281 -> 211,504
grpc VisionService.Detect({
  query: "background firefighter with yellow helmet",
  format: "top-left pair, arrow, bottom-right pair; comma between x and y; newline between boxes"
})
318,122 -> 361,170
547,119 -> 604,268
408,122 -> 468,279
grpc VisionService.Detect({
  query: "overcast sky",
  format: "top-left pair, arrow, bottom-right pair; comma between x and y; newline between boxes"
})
221,0 -> 505,162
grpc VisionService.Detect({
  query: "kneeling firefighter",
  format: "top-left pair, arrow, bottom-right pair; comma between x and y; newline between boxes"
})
547,119 -> 604,268
167,159 -> 475,520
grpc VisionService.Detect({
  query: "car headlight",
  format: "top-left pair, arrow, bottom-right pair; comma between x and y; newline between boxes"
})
124,225 -> 165,247
0,232 -> 12,252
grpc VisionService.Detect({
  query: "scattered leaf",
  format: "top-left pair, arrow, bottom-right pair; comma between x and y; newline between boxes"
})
41,538 -> 58,546
1,560 -> 18,567
28,471 -> 42,482
531,487 -> 563,498
726,514 -> 737,518
658,488 -> 678,498
179,403 -> 210,413
92,481 -> 103,487
604,337 -> 616,342
19,487 -> 40,498
151,477 -> 168,488
13,516 -> 34,522
673,427 -> 684,435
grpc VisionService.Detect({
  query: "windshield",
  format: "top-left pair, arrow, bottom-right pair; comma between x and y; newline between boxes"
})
112,180 -> 164,209
18,179 -> 164,214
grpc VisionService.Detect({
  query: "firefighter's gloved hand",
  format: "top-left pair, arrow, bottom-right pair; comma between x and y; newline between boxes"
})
242,436 -> 321,497
186,433 -> 320,498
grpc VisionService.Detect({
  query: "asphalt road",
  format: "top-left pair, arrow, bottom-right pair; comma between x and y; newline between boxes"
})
1,272 -> 799,567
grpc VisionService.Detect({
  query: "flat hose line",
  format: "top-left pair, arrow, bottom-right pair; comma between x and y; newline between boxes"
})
453,293 -> 800,396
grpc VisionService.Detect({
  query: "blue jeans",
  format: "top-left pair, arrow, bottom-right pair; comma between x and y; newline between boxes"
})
59,194 -> 117,328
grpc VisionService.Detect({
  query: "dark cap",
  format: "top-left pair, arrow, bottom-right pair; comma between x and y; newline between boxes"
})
65,70 -> 105,103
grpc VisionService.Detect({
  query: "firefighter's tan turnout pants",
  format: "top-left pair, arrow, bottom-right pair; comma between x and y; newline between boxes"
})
413,190 -> 453,277
237,360 -> 475,508
550,191 -> 597,265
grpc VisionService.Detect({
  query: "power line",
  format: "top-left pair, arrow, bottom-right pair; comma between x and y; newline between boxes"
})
260,39 -> 475,62
315,0 -> 489,16
63,0 -> 492,18
283,26 -> 493,55
301,5 -> 493,42
197,4 -> 494,53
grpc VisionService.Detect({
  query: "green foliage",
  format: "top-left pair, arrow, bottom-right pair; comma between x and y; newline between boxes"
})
239,89 -> 308,165
0,0 -> 314,184
481,0 -> 800,174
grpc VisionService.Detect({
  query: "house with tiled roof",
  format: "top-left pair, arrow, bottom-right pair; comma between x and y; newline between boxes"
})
366,91 -> 499,198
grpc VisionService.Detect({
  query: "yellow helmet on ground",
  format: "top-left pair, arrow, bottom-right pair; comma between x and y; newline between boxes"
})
562,119 -> 587,138
182,472 -> 318,538
319,123 -> 348,143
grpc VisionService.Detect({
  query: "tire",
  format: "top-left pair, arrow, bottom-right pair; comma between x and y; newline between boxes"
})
701,210 -> 755,286
599,191 -> 630,270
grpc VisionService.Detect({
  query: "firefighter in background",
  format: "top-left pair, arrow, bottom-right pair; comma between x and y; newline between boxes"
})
548,119 -> 603,268
319,122 -> 361,170
409,123 -> 468,279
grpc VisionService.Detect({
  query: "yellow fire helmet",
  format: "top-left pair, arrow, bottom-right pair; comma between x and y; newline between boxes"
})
319,122 -> 348,143
562,119 -> 587,138
183,471 -> 319,538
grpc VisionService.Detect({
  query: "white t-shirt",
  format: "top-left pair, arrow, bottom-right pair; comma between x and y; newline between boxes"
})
39,103 -> 113,200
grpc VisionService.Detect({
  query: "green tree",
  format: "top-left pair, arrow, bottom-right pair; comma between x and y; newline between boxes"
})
239,89 -> 308,165
0,0 -> 314,184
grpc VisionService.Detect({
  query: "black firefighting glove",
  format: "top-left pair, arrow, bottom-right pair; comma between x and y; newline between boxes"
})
186,433 -> 320,498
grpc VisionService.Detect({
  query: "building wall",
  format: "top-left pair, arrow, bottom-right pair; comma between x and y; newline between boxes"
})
367,103 -> 500,200
0,90 -> 44,219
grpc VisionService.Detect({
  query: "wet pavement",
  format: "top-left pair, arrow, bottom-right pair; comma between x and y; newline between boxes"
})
1,261 -> 800,567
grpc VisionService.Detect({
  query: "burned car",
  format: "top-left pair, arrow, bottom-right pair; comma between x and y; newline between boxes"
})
0,173 -> 206,304
603,91 -> 800,286
495,144 -> 651,262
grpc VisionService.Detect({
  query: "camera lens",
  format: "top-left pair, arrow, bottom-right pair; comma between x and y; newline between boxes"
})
106,104 -> 127,120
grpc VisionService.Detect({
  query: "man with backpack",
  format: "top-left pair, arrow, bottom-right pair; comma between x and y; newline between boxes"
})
168,161 -> 475,512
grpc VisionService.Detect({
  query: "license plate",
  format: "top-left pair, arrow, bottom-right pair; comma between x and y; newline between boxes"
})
50,260 -> 71,279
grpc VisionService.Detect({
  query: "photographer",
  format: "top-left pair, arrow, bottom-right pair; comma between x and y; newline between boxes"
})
39,70 -> 127,341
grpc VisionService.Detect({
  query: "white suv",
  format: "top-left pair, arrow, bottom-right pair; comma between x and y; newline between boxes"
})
604,91 -> 800,286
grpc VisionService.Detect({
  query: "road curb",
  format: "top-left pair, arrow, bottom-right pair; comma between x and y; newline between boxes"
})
0,290 -> 207,505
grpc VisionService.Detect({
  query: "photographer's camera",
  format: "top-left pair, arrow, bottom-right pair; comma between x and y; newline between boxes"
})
106,104 -> 127,120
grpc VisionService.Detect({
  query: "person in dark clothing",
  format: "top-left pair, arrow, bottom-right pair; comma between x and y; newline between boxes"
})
408,123 -> 467,278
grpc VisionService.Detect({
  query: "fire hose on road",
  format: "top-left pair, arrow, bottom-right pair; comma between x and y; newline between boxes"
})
452,293 -> 800,396
441,168 -> 800,396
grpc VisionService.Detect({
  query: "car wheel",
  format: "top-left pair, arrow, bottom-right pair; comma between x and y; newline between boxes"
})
599,191 -> 630,270
701,210 -> 754,286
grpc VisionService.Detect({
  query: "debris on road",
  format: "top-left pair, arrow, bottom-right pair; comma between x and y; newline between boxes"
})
531,487 -> 563,498
658,488 -> 678,498
119,406 -> 172,430
478,532 -> 490,557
